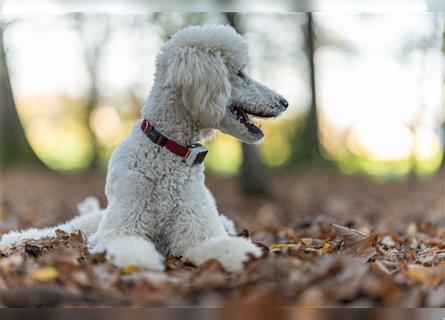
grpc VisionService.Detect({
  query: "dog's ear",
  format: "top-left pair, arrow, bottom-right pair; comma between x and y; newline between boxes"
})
166,47 -> 231,127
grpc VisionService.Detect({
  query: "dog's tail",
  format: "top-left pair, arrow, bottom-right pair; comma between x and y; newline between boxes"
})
0,197 -> 105,248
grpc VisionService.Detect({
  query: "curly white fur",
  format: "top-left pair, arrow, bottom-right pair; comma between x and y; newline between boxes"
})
1,25 -> 287,274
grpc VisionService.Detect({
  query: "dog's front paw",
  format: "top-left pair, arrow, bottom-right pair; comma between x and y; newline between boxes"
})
92,235 -> 165,272
183,236 -> 262,274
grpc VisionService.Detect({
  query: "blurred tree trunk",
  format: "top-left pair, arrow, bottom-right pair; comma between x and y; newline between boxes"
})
84,68 -> 101,170
73,14 -> 110,170
292,13 -> 326,166
0,24 -> 42,168
224,13 -> 269,196
441,27 -> 445,171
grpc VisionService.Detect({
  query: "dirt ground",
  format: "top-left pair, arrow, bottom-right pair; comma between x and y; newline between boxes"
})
1,167 -> 444,307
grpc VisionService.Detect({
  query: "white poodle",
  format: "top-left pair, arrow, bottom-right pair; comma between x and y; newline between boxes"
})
1,25 -> 288,273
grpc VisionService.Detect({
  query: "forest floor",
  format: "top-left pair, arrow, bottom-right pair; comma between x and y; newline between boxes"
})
1,167 -> 444,307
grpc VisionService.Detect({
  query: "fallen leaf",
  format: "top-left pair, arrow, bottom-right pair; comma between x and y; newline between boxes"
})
402,263 -> 445,287
357,226 -> 371,235
69,230 -> 85,243
0,254 -> 24,273
32,266 -> 59,282
120,265 -> 141,275
296,287 -> 324,307
330,224 -> 379,260
371,260 -> 392,276
189,259 -> 228,291
55,229 -> 70,240
322,242 -> 332,254
407,223 -> 417,239
380,235 -> 397,248
343,233 -> 379,260
299,238 -> 313,247
270,243 -> 297,250
330,223 -> 368,247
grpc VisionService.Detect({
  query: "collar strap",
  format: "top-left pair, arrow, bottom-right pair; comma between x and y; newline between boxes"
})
140,119 -> 208,166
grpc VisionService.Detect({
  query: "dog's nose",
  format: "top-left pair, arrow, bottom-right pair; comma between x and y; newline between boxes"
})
279,98 -> 289,109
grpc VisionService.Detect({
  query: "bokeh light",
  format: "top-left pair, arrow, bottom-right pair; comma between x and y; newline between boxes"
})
90,105 -> 122,147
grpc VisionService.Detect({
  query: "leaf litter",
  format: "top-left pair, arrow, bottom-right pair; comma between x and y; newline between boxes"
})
1,219 -> 444,307
1,169 -> 444,307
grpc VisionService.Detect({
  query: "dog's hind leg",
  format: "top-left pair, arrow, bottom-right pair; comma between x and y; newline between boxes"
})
0,197 -> 105,248
88,171 -> 165,271
89,233 -> 164,271
89,217 -> 165,271
89,208 -> 164,271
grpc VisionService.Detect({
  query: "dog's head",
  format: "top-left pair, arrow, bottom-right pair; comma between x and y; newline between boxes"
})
158,25 -> 288,144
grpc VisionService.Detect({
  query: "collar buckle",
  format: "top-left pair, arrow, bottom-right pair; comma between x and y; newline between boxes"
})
183,144 -> 208,166
144,122 -> 168,147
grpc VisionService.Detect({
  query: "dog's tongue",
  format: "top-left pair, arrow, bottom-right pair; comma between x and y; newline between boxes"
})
231,106 -> 263,136
236,107 -> 249,123
246,122 -> 262,135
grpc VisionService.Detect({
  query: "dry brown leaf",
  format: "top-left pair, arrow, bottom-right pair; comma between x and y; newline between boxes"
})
270,243 -> 297,250
330,223 -> 368,247
55,229 -> 70,240
342,233 -> 379,260
402,262 -> 445,287
69,230 -> 85,243
189,259 -> 228,290
0,254 -> 24,273
296,287 -> 324,307
371,260 -> 393,276
299,238 -> 313,247
330,223 -> 379,260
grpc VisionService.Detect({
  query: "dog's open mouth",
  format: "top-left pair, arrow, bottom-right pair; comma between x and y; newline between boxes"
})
230,106 -> 275,135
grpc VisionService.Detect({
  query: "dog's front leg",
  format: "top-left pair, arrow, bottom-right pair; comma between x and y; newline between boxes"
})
204,186 -> 236,235
173,197 -> 262,274
183,236 -> 262,274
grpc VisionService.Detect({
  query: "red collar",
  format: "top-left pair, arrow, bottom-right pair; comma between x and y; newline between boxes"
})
140,119 -> 208,166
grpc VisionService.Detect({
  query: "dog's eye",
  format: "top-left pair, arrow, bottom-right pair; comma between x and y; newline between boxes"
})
236,70 -> 245,79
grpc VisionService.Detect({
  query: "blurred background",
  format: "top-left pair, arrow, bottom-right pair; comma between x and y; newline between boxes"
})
1,13 -> 444,232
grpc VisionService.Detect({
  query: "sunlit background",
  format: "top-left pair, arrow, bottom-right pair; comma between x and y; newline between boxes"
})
1,12 -> 444,179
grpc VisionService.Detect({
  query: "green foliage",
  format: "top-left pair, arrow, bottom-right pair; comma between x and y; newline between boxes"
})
336,150 -> 443,181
